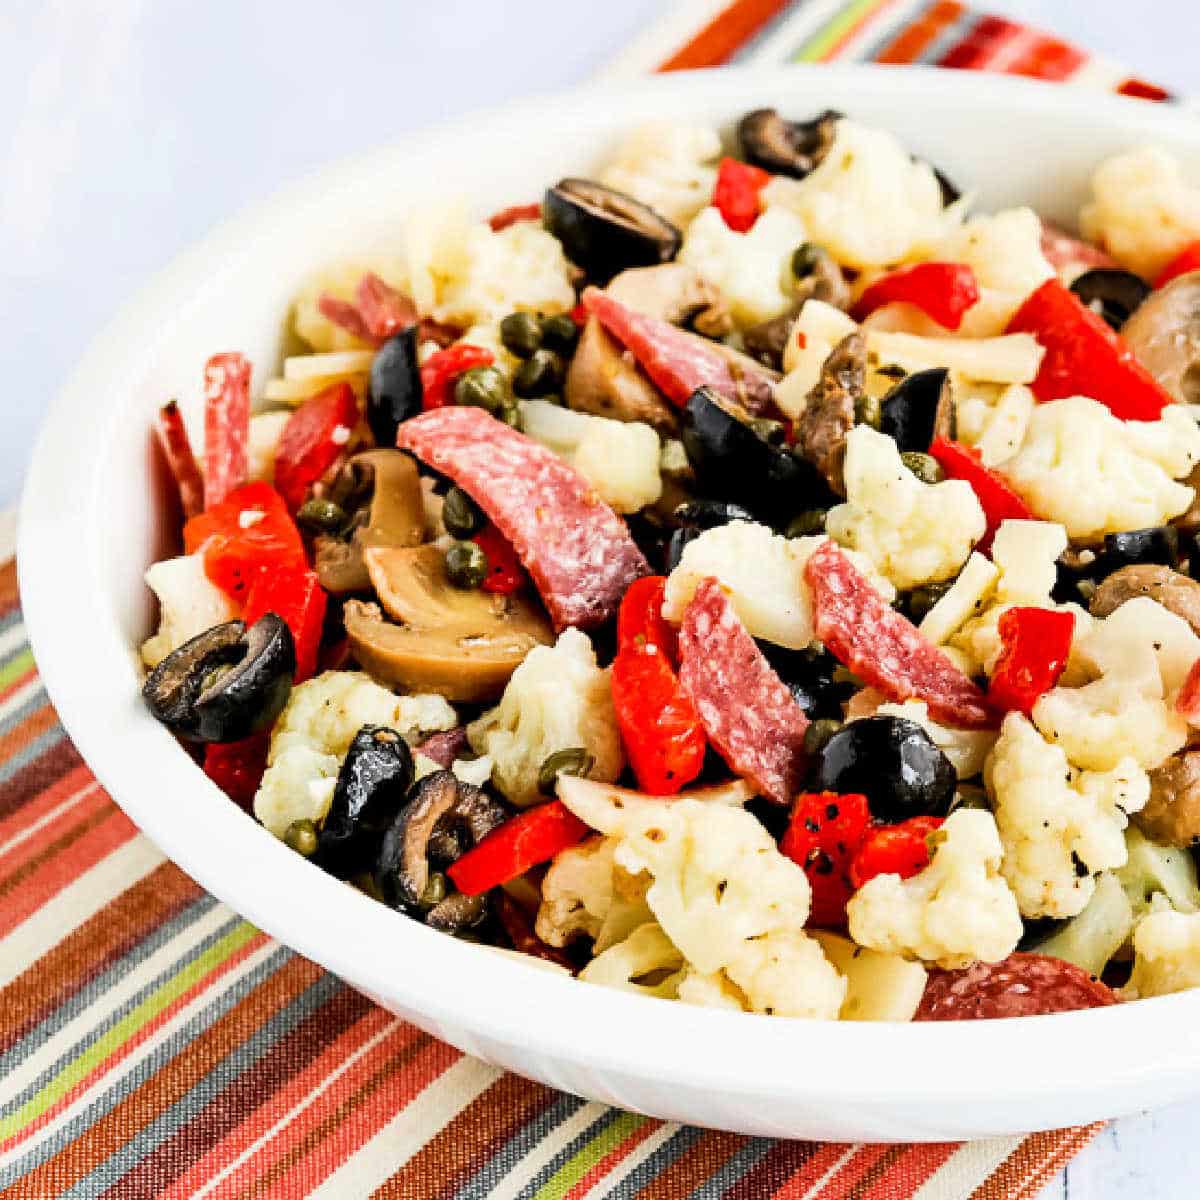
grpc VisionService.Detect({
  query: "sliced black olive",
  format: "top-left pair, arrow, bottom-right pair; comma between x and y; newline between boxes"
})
932,166 -> 961,207
367,326 -> 421,446
1102,526 -> 1180,574
817,716 -> 956,822
318,725 -> 415,877
737,108 -> 840,178
1069,269 -> 1151,331
665,526 -> 700,574
673,499 -> 757,529
756,643 -> 850,721
543,179 -> 681,284
142,614 -> 295,743
1052,546 -> 1101,605
881,369 -> 952,453
375,770 -> 508,933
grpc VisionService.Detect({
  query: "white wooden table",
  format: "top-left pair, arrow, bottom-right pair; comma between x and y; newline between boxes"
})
2,3 -> 1195,1194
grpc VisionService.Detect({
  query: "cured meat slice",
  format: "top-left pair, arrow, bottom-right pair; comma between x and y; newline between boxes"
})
915,952 -> 1116,1020
317,293 -> 373,342
581,287 -> 776,413
415,726 -> 470,767
202,352 -> 252,509
355,273 -> 418,340
155,400 -> 204,519
678,577 -> 809,804
395,407 -> 649,630
805,541 -> 997,731
1040,222 -> 1119,279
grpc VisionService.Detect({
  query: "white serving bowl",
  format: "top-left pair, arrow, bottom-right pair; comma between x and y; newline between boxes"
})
19,65 -> 1200,1142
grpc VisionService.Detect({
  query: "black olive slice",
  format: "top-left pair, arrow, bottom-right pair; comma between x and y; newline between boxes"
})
1069,269 -> 1151,331
880,368 -> 952,453
367,325 -> 422,446
737,108 -> 841,179
755,643 -> 849,721
543,179 -> 681,284
1102,526 -> 1181,574
673,499 -> 758,529
932,166 -> 961,207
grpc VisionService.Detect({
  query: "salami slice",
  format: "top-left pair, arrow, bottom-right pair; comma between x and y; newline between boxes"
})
678,577 -> 809,804
355,273 -> 418,340
317,293 -> 373,342
415,726 -> 469,767
202,352 -> 252,510
915,952 -> 1117,1020
395,407 -> 650,630
155,400 -> 204,519
582,287 -> 776,413
1040,222 -> 1119,280
805,541 -> 997,731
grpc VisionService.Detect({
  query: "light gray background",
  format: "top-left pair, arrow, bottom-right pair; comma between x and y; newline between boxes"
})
3,3 -> 1197,1195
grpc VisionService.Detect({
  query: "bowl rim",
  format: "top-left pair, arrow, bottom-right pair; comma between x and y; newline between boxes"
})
18,62 -> 1200,1124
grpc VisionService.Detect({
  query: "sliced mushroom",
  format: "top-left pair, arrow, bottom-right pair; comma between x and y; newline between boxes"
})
1089,564 -> 1200,635
794,331 -> 866,495
1121,271 -> 1200,403
737,109 -> 840,179
1136,752 -> 1200,848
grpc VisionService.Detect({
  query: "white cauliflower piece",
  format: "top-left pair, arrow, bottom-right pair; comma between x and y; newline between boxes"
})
723,929 -> 847,1019
598,122 -> 721,228
1002,398 -> 1200,539
253,671 -> 456,837
518,400 -> 661,514
140,554 -> 239,669
1080,147 -> 1200,280
762,119 -> 945,269
847,809 -> 1023,969
872,698 -> 996,780
578,922 -> 685,999
810,930 -> 928,1022
246,412 -> 291,484
676,970 -> 748,1011
955,382 -> 1035,468
1123,909 -> 1200,999
679,205 -> 809,327
292,257 -> 408,351
468,629 -> 623,808
827,425 -> 985,589
986,713 -> 1148,919
535,836 -> 616,948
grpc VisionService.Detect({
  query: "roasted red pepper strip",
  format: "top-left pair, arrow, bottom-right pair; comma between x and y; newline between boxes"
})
202,352 -> 252,509
1154,240 -> 1200,289
447,801 -> 588,896
780,792 -> 872,928
1176,657 -> 1200,723
184,481 -> 306,603
1005,279 -> 1172,420
273,382 -> 360,511
243,566 -> 327,683
472,524 -> 527,595
712,157 -> 771,233
419,344 -> 495,411
988,606 -> 1074,717
488,202 -> 543,232
927,436 -> 1035,554
849,816 -> 943,889
155,401 -> 205,520
852,262 -> 980,331
616,575 -> 677,659
203,734 -> 269,809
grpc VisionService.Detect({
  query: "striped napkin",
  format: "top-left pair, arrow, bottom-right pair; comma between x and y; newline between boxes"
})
1,4 -> 1171,1195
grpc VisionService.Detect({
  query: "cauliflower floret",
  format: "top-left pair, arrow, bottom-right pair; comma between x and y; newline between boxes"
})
597,122 -> 721,228
468,629 -> 623,808
140,554 -> 239,669
676,969 -> 748,1011
1123,909 -> 1200,999
986,713 -> 1148,919
292,257 -> 408,351
253,671 -> 456,836
762,119 -> 944,270
723,928 -> 847,1019
246,412 -> 291,484
662,523 -> 894,650
678,205 -> 809,327
578,922 -> 685,999
827,425 -> 985,589
518,400 -> 661,513
847,808 -> 1023,969
535,836 -> 616,948
1001,398 -> 1200,540
1080,147 -> 1200,280
954,382 -> 1035,468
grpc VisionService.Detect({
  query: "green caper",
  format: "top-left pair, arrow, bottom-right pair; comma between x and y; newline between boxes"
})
418,872 -> 448,909
445,540 -> 489,589
513,349 -> 565,398
803,719 -> 842,757
905,580 -> 952,622
854,392 -> 882,430
498,401 -> 523,428
785,509 -> 829,538
791,242 -> 823,279
748,417 -> 786,445
900,451 -> 945,485
540,313 -> 579,354
454,365 -> 509,413
296,497 -> 347,535
284,818 -> 319,857
442,486 -> 484,538
499,311 -> 543,358
537,747 -> 596,795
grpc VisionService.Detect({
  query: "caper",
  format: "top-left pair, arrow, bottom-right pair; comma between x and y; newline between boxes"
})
803,718 -> 842,757
418,871 -> 449,909
905,580 -> 952,622
537,747 -> 595,794
900,451 -> 944,485
791,242 -> 823,279
442,486 -> 484,539
785,509 -> 829,538
445,541 -> 489,589
854,392 -> 882,430
454,366 -> 509,413
284,818 -> 319,857
748,417 -> 786,445
296,497 -> 347,535
540,313 -> 579,354
513,349 -> 565,398
499,311 -> 543,358
498,402 -> 523,428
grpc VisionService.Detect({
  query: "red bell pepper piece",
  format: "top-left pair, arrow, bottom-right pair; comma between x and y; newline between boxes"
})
1005,279 -> 1172,421
1176,656 -> 1200,723
447,801 -> 589,896
988,606 -> 1074,717
1154,240 -> 1200,289
419,344 -> 495,411
852,262 -> 980,331
472,524 -> 527,595
243,567 -> 327,683
184,481 -> 306,603
780,792 -> 872,928
202,352 -> 252,509
155,400 -> 205,520
203,734 -> 269,809
712,157 -> 771,233
569,301 -> 588,327
355,273 -> 417,339
616,575 -> 677,659
488,202 -> 543,232
927,437 -> 1035,554
272,382 -> 360,512
849,816 -> 943,889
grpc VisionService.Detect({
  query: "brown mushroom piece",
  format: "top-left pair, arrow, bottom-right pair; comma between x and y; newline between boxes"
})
1121,271 -> 1200,404
1089,564 -> 1200,637
314,450 -> 426,595
737,109 -> 840,179
1136,752 -> 1200,848
794,331 -> 866,495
